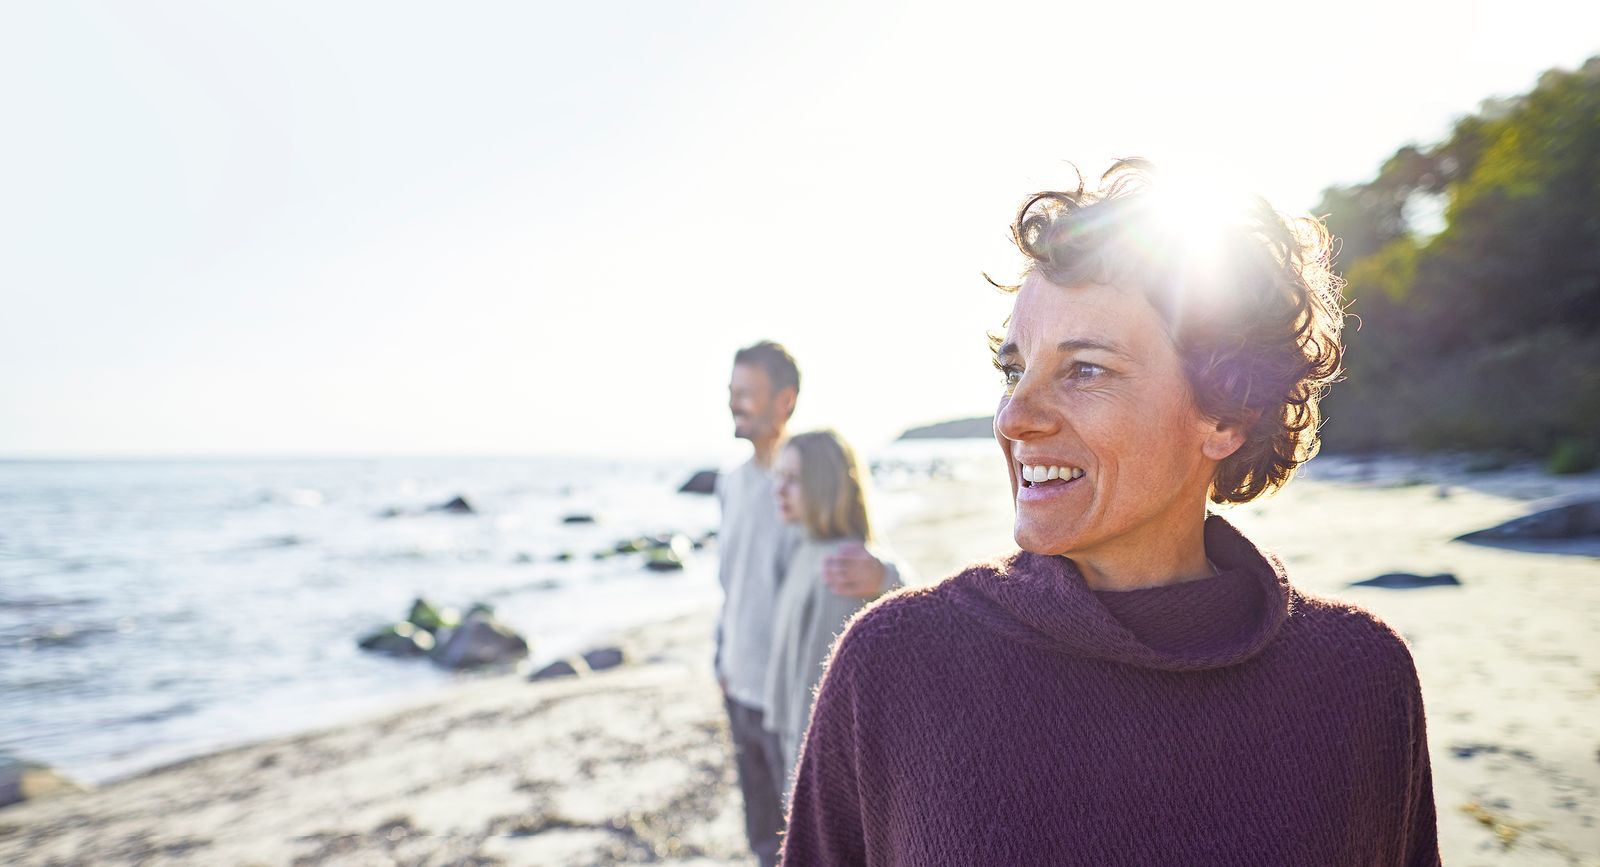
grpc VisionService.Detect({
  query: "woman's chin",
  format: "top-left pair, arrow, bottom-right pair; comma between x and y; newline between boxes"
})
1012,522 -> 1081,557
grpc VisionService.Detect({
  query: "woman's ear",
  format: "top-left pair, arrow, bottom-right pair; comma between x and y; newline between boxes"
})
1201,413 -> 1253,462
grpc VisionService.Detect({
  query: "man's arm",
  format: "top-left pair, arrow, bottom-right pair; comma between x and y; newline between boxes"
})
712,469 -> 728,689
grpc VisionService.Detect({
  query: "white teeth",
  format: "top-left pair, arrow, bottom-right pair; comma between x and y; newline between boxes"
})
1020,464 -> 1083,483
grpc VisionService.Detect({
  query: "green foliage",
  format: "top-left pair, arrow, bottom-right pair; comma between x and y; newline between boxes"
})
1547,439 -> 1599,475
1316,57 -> 1600,464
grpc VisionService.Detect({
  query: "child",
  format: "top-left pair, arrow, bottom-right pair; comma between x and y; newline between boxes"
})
763,429 -> 901,800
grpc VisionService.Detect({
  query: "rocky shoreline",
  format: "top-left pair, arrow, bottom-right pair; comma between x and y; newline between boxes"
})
2,458 -> 1597,865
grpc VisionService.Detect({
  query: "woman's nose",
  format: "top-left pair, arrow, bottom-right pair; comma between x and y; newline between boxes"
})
995,380 -> 1061,443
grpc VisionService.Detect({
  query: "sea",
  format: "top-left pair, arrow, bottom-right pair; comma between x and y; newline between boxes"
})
0,441 -> 994,785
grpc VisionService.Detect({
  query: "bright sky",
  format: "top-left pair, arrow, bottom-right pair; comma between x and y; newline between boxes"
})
2,1 -> 1596,459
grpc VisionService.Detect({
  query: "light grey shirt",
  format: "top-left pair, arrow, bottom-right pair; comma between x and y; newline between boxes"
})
714,459 -> 801,711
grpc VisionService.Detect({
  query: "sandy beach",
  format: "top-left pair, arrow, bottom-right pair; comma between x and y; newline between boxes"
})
3,457 -> 1597,866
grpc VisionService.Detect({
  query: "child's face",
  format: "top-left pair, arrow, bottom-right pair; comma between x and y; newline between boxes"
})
775,447 -> 805,524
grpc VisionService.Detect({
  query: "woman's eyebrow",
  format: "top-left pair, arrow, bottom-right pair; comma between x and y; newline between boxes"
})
995,338 -> 1133,360
1054,338 -> 1133,360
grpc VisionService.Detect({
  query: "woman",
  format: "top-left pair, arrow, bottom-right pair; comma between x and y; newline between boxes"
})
781,161 -> 1439,866
764,429 -> 899,803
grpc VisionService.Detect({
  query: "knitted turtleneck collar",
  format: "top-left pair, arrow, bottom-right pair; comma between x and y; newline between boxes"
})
947,515 -> 1292,672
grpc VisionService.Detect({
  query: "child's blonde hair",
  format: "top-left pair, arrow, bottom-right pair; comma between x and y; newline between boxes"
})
784,429 -> 873,543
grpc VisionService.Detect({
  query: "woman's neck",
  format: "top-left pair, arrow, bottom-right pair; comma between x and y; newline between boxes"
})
1068,514 -> 1215,592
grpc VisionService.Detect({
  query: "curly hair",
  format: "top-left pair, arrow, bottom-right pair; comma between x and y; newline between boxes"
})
990,159 -> 1345,504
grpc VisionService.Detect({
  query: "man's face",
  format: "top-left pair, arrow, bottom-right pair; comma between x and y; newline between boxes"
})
728,363 -> 789,442
992,274 -> 1223,559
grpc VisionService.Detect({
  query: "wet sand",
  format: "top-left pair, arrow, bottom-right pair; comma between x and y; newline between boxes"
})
2,457 -> 1596,865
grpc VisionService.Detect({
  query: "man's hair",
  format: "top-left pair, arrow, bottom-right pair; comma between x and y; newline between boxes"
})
733,340 -> 801,398
784,429 -> 873,543
990,158 -> 1345,504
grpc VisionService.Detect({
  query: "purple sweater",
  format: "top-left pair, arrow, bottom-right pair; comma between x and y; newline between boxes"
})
781,517 -> 1440,866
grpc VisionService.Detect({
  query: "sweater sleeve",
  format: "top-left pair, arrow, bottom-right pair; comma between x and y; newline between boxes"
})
781,623 -> 871,866
1400,661 -> 1441,866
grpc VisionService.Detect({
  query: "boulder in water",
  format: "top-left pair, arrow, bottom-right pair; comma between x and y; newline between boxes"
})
528,657 -> 586,681
431,609 -> 529,669
582,646 -> 627,672
644,546 -> 684,572
678,469 -> 719,495
1,756 -> 88,808
613,537 -> 649,555
427,495 -> 475,514
562,513 -> 597,525
1456,497 -> 1600,542
1349,572 -> 1461,590
644,534 -> 694,572
358,622 -> 436,656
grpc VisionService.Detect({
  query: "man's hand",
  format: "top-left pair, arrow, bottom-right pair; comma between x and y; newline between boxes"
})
823,543 -> 888,599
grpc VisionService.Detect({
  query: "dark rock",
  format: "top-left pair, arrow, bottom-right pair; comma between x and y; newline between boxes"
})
581,646 -> 627,671
1349,572 -> 1461,589
643,534 -> 694,572
1456,497 -> 1600,542
528,658 -> 586,681
561,514 -> 597,525
0,756 -> 88,809
613,537 -> 648,555
644,546 -> 685,572
431,610 -> 529,669
1451,743 -> 1535,761
678,470 -> 719,495
358,622 -> 436,656
553,551 -> 575,562
18,623 -> 112,650
429,496 -> 475,514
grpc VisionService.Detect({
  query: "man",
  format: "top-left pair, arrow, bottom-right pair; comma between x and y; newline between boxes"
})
715,340 -> 894,867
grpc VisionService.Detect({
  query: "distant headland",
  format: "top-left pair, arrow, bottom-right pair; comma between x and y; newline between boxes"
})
897,416 -> 994,440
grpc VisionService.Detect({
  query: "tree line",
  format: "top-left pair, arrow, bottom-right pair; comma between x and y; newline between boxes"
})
1314,56 -> 1600,471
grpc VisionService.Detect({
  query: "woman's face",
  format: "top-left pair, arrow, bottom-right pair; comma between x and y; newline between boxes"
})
775,447 -> 805,525
993,274 -> 1229,559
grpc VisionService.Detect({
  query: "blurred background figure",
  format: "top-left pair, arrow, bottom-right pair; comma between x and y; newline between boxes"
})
714,343 -> 898,866
765,429 -> 901,803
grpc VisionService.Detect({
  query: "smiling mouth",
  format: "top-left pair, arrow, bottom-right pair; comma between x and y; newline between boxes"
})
1018,463 -> 1085,488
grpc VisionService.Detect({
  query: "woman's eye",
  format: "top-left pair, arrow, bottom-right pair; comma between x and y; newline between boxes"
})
999,367 -> 1022,390
1069,362 -> 1106,379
